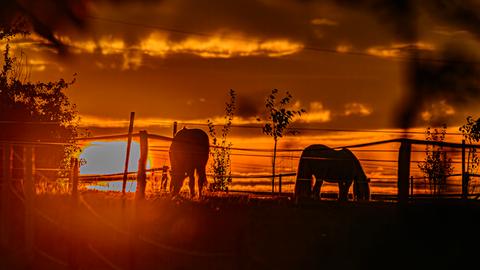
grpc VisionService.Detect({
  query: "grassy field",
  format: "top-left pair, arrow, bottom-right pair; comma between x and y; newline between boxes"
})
1,191 -> 480,270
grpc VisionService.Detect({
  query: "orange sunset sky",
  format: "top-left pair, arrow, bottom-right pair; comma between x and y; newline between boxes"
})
5,0 -> 480,137
4,4 -> 480,270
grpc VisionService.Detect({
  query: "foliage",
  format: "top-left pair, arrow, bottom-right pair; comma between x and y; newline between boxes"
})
0,16 -> 29,40
0,34 -> 81,178
417,125 -> 454,195
207,89 -> 236,192
459,116 -> 480,192
459,116 -> 480,173
259,89 -> 305,190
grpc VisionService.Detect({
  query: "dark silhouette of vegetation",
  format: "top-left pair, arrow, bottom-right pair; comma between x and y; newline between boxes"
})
0,32 -> 81,177
417,125 -> 454,195
459,116 -> 480,193
259,89 -> 304,191
207,89 -> 236,192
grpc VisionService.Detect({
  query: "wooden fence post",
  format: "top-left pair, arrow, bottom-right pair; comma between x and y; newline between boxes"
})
136,130 -> 148,200
68,158 -> 79,270
398,139 -> 411,203
462,140 -> 468,199
24,146 -> 35,260
1,144 -> 12,247
71,158 -> 79,200
410,176 -> 414,198
278,174 -> 282,194
131,131 -> 148,269
123,112 -> 135,195
173,121 -> 178,137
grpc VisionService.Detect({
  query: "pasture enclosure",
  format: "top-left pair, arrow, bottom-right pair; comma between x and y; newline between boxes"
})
73,127 -> 480,201
1,124 -> 480,269
2,123 -> 480,203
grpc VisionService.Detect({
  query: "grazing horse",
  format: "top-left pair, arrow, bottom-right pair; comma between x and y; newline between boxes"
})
295,144 -> 370,201
169,128 -> 210,197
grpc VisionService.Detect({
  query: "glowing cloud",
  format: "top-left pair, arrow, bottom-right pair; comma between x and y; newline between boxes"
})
98,37 -> 126,54
50,31 -> 304,68
421,100 -> 456,122
311,18 -> 338,26
344,102 -> 373,116
300,102 -> 331,123
366,42 -> 435,58
139,32 -> 170,56
80,114 -> 263,129
336,44 -> 352,53
80,115 -> 177,128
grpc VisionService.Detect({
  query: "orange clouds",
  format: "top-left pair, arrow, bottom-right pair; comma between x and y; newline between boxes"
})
140,32 -> 303,58
52,31 -> 304,69
344,102 -> 372,117
299,102 -> 331,123
366,42 -> 435,58
421,100 -> 456,122
310,18 -> 338,26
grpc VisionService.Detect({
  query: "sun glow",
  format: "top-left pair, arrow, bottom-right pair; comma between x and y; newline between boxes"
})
80,141 -> 152,175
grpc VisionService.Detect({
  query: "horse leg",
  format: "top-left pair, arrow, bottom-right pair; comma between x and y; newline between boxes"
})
346,180 -> 353,201
197,167 -> 207,198
161,175 -> 166,190
170,174 -> 183,196
188,170 -> 196,198
312,179 -> 323,200
353,180 -> 359,200
338,181 -> 348,201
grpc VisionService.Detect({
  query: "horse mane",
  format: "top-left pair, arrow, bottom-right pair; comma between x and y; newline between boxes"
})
340,148 -> 367,180
342,148 -> 370,200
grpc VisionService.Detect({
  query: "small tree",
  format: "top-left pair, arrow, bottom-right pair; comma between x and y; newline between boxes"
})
417,125 -> 454,195
207,89 -> 236,192
259,89 -> 304,192
1,32 -> 81,180
459,116 -> 480,193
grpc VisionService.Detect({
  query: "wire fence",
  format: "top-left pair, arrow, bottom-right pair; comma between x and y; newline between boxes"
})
3,127 -> 480,199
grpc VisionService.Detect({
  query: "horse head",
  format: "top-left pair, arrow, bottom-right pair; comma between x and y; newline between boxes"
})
294,156 -> 313,201
354,174 -> 370,201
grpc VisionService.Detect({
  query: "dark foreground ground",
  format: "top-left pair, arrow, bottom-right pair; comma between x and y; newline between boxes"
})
1,192 -> 480,270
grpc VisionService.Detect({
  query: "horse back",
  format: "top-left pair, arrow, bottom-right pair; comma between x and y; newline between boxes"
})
340,148 -> 367,179
169,128 -> 210,170
300,145 -> 357,180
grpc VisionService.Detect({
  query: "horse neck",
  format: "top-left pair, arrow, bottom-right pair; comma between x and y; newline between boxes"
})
355,163 -> 367,183
297,157 -> 312,179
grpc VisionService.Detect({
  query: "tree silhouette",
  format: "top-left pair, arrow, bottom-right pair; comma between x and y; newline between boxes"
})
459,116 -> 480,193
207,90 -> 236,192
1,32 -> 81,179
259,89 -> 304,192
417,125 -> 453,195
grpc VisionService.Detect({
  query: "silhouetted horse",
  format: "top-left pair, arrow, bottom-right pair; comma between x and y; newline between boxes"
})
169,128 -> 209,197
295,144 -> 370,201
